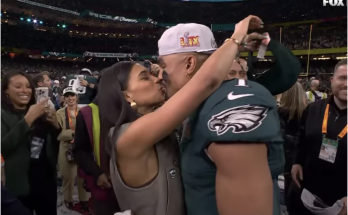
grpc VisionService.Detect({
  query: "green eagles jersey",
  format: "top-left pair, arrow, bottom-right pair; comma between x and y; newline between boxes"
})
66,75 -> 97,104
180,79 -> 284,215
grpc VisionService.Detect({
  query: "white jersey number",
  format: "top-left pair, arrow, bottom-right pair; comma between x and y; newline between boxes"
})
68,79 -> 86,94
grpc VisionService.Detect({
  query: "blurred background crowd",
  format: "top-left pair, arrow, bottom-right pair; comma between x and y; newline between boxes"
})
1,0 -> 346,95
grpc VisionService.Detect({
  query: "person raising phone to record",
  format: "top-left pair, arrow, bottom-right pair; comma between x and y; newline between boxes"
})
1,71 -> 61,215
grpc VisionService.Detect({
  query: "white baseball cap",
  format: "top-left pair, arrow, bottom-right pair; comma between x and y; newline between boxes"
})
158,23 -> 218,56
63,87 -> 77,96
80,68 -> 92,75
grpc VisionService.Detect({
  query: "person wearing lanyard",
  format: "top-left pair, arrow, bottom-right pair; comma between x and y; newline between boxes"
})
56,87 -> 91,213
290,59 -> 347,215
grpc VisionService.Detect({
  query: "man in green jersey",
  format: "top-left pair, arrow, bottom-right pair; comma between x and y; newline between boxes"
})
157,23 -> 300,215
65,68 -> 98,107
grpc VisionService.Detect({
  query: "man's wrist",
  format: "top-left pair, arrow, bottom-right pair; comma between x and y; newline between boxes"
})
88,83 -> 94,89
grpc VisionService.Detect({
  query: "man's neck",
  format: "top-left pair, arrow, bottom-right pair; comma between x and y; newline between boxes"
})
334,96 -> 347,110
311,87 -> 318,92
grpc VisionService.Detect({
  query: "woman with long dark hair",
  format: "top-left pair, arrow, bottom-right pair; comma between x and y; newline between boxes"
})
95,61 -> 183,215
1,71 -> 61,215
73,62 -> 167,215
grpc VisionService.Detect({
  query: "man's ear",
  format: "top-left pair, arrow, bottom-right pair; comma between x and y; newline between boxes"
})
185,55 -> 199,78
123,91 -> 133,103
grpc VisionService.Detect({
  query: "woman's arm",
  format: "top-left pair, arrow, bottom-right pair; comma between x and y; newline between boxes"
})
117,16 -> 265,156
1,110 -> 30,155
56,110 -> 74,142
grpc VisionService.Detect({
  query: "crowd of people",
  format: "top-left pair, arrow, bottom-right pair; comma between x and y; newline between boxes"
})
1,0 -> 347,215
1,57 -> 341,90
1,0 -> 347,56
1,22 -> 347,55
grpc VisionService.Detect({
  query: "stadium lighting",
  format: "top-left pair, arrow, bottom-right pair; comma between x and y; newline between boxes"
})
20,17 -> 24,20
39,21 -> 43,24
33,19 -> 37,23
57,24 -> 60,27
27,19 -> 31,22
62,24 -> 66,28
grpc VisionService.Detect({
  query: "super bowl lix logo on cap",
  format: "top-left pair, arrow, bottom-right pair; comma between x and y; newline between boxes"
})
180,32 -> 200,47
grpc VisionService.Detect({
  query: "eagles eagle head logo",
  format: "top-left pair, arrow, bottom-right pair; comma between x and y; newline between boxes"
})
207,105 -> 268,136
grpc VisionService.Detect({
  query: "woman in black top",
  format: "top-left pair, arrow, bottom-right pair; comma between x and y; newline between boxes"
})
277,81 -> 307,212
1,71 -> 61,215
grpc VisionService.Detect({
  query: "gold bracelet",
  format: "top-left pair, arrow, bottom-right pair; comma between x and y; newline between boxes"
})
223,37 -> 243,46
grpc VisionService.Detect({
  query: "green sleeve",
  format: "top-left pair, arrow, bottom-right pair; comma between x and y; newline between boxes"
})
253,40 -> 301,95
87,76 -> 98,84
1,110 -> 30,155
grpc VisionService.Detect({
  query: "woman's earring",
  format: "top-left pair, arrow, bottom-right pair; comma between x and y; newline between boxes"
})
6,94 -> 9,98
131,102 -> 136,107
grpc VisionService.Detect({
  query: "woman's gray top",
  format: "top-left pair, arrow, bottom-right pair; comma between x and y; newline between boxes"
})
109,123 -> 185,215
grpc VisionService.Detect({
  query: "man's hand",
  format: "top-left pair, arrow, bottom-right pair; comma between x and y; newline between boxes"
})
291,164 -> 303,188
339,197 -> 347,215
97,173 -> 111,189
80,79 -> 88,87
261,32 -> 271,46
145,60 -> 163,78
235,15 -> 263,33
239,32 -> 268,52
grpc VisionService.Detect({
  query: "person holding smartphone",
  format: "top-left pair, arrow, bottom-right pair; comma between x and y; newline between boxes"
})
1,71 -> 61,215
65,68 -> 98,107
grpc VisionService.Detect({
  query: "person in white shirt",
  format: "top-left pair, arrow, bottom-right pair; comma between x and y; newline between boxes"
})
305,79 -> 327,103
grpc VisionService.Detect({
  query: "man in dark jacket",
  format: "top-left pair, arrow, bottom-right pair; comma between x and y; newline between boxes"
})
290,59 -> 347,215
